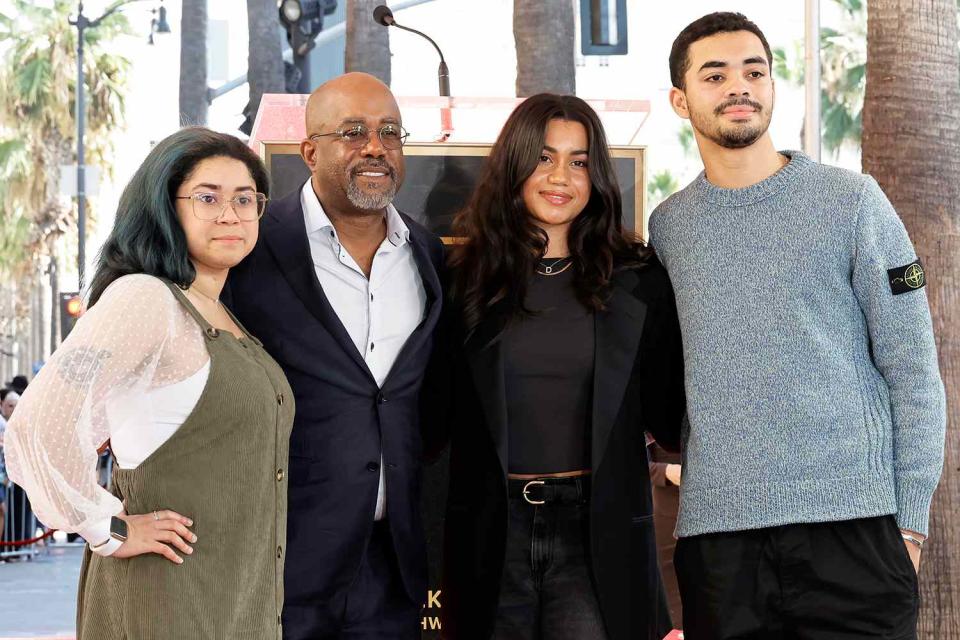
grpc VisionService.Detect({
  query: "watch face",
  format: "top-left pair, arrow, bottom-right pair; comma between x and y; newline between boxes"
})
110,516 -> 128,541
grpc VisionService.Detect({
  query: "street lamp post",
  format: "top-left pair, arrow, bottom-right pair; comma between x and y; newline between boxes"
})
70,2 -> 89,291
68,0 -> 169,290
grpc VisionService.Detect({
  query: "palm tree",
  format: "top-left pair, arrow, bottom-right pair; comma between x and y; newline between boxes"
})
513,0 -> 575,96
179,0 -> 207,125
345,0 -> 391,85
772,0 -> 866,156
0,0 -> 129,362
862,1 -> 960,635
246,0 -> 284,129
646,169 -> 679,211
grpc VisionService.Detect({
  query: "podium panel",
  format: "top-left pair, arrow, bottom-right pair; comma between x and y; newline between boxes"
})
262,141 -> 646,241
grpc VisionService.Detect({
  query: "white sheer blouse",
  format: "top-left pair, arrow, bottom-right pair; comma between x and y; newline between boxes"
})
4,274 -> 210,554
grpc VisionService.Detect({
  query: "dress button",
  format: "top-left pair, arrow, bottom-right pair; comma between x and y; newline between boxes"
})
205,327 -> 219,338
366,461 -> 380,472
277,545 -> 282,558
377,393 -> 387,404
277,393 -> 284,406
276,468 -> 284,481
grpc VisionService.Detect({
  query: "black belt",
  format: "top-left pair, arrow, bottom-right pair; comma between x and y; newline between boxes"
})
507,475 -> 591,506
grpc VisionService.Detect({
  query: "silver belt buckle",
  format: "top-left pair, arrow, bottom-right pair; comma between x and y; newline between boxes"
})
522,480 -> 546,505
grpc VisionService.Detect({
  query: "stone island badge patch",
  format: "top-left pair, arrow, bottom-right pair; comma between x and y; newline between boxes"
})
888,260 -> 926,295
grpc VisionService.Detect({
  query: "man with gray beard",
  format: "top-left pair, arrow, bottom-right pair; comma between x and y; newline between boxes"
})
225,72 -> 444,639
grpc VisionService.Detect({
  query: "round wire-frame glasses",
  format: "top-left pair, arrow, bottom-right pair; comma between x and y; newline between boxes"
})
174,192 -> 268,221
308,123 -> 410,150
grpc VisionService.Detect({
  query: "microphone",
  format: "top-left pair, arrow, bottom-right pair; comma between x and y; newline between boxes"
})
373,4 -> 395,26
373,4 -> 450,97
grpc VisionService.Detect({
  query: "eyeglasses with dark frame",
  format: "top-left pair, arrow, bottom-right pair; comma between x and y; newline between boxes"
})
174,192 -> 268,221
308,123 -> 410,150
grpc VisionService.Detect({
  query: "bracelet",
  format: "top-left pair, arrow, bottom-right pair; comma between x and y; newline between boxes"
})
89,536 -> 111,551
901,533 -> 925,548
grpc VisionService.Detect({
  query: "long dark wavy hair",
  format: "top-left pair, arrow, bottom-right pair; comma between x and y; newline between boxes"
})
88,127 -> 269,307
450,93 -> 651,333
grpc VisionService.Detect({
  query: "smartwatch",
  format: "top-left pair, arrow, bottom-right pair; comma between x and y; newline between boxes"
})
109,515 -> 128,543
90,515 -> 128,551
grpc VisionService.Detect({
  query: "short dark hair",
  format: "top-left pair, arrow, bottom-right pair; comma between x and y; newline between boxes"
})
669,12 -> 773,89
88,127 -> 269,306
8,375 -> 27,394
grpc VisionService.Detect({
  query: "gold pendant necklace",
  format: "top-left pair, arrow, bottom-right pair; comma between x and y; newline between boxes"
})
187,286 -> 222,308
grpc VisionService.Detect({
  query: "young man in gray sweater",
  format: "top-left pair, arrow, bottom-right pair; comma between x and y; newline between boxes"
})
649,12 -> 946,639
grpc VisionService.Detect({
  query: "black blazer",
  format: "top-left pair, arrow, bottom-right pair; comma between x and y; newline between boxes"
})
423,258 -> 685,640
225,189 -> 444,639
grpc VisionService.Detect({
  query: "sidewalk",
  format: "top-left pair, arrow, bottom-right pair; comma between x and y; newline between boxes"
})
0,545 -> 81,639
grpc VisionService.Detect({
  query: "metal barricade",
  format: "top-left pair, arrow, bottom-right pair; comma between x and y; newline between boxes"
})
0,450 -> 114,556
1,480 -> 40,560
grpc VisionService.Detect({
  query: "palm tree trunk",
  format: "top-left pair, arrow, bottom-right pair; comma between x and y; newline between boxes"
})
345,0 -> 391,85
179,0 -> 208,126
513,0 -> 575,96
862,1 -> 960,636
246,0 -> 285,124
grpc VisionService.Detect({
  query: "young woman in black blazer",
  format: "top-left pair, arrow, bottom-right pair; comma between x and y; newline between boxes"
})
423,94 -> 686,640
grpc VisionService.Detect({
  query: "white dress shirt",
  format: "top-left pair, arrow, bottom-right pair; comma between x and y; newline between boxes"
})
300,180 -> 426,520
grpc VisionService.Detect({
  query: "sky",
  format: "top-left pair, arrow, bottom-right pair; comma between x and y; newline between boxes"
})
1,0 -> 861,289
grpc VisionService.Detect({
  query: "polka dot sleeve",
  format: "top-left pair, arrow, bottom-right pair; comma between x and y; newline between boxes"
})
3,274 -> 208,534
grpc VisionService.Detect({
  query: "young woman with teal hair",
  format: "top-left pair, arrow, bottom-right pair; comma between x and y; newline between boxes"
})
6,127 -> 295,638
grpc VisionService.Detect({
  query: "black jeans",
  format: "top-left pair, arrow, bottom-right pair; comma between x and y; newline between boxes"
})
675,515 -> 919,640
493,478 -> 607,640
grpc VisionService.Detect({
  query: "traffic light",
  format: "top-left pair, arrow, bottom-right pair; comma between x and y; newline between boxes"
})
278,0 -> 338,94
60,292 -> 84,342
580,0 -> 628,55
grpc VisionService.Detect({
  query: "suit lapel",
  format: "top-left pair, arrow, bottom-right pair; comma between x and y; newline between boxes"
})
592,269 -> 648,472
465,299 -> 511,479
386,228 -> 442,373
261,191 -> 376,384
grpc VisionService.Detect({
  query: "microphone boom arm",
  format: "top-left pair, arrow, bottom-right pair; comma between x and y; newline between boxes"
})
391,22 -> 450,96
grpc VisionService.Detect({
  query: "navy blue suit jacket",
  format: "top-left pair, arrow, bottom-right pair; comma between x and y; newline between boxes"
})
225,188 -> 444,638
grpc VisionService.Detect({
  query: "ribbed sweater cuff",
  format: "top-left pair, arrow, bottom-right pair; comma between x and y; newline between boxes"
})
895,483 -> 935,537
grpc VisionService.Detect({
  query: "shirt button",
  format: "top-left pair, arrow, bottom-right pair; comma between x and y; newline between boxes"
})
370,342 -> 375,351
277,393 -> 284,406
366,461 -> 380,472
277,545 -> 282,558
276,469 -> 284,481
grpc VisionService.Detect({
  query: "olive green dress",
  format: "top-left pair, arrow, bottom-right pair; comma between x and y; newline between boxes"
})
76,281 -> 294,639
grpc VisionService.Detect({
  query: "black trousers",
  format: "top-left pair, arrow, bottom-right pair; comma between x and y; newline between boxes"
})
286,520 -> 420,640
494,477 -> 607,640
675,515 -> 919,640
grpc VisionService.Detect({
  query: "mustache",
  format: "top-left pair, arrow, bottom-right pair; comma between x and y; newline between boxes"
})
714,97 -> 763,115
350,159 -> 396,176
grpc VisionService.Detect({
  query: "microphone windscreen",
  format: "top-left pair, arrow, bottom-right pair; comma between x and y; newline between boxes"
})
373,5 -> 394,26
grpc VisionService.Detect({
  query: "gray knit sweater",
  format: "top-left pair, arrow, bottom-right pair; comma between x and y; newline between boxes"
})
650,151 -> 945,538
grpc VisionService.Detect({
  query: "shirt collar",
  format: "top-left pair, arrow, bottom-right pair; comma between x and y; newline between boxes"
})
300,179 -> 411,248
